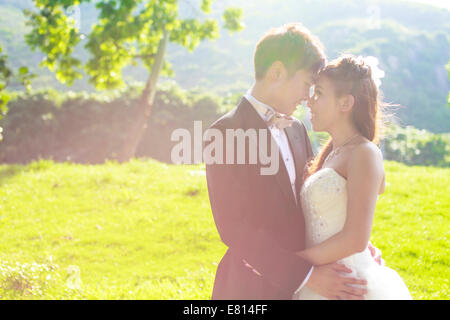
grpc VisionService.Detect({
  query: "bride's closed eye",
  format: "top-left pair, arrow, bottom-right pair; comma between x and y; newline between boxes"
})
312,89 -> 322,101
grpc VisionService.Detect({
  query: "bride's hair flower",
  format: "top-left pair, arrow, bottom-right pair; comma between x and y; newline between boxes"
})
359,55 -> 385,88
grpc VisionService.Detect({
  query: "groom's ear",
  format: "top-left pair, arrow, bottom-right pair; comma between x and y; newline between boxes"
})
339,94 -> 355,113
267,61 -> 285,81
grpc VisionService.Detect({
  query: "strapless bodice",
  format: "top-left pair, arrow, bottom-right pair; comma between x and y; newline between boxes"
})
295,167 -> 412,300
300,167 -> 375,267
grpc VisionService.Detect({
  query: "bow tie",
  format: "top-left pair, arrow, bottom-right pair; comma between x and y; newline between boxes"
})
266,112 -> 295,129
249,99 -> 295,129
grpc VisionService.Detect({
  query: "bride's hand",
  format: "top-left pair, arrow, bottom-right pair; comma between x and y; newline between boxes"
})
368,242 -> 385,266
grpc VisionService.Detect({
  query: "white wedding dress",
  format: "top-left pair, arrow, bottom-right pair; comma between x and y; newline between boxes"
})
293,167 -> 412,300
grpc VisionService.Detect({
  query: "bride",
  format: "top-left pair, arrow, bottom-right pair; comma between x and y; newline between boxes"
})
293,55 -> 412,300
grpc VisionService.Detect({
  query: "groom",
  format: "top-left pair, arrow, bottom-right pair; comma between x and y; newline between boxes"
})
205,23 -> 375,300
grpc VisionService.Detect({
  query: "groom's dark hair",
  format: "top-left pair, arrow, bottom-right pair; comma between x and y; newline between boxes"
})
254,23 -> 326,80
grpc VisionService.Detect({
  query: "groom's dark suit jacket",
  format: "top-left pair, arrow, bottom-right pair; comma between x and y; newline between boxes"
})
205,97 -> 315,300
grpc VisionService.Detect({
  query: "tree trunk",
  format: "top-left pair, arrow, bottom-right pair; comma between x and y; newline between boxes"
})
117,29 -> 169,163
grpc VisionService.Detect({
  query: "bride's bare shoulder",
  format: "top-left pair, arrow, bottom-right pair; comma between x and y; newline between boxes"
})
352,140 -> 383,162
347,141 -> 385,186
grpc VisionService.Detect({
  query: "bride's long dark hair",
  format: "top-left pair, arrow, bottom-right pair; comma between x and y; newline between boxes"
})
304,55 -> 384,181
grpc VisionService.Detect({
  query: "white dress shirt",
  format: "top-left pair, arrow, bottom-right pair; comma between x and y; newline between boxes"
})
244,90 -> 314,295
244,91 -> 297,203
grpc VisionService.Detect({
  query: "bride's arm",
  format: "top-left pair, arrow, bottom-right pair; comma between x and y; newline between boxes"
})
296,144 -> 385,266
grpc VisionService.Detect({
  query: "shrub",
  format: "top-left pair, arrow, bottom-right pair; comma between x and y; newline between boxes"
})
383,124 -> 450,167
0,259 -> 89,299
0,82 -> 228,164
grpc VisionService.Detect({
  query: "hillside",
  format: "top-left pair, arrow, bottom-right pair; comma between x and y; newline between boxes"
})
0,0 -> 449,132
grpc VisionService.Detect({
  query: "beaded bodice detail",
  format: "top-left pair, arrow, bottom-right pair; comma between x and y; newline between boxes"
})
296,167 -> 413,300
300,167 -> 348,248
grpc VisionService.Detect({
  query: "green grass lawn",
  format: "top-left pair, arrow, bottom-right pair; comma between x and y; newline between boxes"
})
0,159 -> 448,299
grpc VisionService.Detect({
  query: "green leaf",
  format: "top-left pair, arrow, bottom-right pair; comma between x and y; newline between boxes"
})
19,67 -> 29,75
201,0 -> 213,14
222,7 -> 244,33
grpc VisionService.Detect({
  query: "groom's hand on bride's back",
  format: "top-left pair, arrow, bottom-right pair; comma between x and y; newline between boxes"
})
306,263 -> 368,300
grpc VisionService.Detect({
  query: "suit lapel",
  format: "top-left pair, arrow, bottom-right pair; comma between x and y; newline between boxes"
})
284,124 -> 307,202
239,98 -> 298,213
